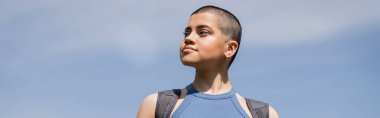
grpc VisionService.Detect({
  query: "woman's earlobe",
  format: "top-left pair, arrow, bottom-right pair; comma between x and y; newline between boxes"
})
223,43 -> 231,58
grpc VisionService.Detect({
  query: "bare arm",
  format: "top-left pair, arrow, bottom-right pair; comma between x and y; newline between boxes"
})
269,106 -> 279,118
137,93 -> 158,118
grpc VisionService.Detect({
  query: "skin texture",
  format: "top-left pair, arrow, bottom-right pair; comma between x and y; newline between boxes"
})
137,12 -> 279,118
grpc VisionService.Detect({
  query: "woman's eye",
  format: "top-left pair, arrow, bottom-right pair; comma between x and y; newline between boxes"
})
200,31 -> 209,36
183,31 -> 190,37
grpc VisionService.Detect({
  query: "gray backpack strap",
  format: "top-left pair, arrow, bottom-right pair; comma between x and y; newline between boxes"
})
155,89 -> 181,118
245,98 -> 269,118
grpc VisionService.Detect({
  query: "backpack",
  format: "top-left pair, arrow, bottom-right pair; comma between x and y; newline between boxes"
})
155,89 -> 269,118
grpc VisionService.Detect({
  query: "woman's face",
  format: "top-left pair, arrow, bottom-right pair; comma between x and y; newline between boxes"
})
180,12 -> 227,69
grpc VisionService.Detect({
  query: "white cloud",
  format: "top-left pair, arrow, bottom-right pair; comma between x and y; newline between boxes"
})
0,0 -> 164,73
239,0 -> 380,46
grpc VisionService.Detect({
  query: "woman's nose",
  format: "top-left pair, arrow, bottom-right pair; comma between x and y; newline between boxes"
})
184,34 -> 196,45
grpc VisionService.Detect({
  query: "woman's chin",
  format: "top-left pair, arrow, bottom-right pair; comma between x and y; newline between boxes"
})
180,58 -> 199,67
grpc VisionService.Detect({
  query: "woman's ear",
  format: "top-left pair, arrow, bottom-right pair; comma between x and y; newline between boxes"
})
224,40 -> 239,59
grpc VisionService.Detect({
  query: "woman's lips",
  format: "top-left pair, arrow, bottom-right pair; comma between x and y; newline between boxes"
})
182,45 -> 197,53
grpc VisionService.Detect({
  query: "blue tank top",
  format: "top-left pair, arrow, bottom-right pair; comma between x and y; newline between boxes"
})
171,84 -> 250,118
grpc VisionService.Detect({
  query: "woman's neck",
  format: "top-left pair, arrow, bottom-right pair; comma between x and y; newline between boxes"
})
192,67 -> 232,95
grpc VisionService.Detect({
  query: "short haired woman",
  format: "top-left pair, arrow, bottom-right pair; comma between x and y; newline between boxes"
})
137,5 -> 279,118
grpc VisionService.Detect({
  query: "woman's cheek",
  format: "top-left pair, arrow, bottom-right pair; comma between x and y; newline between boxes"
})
199,37 -> 224,59
200,45 -> 221,59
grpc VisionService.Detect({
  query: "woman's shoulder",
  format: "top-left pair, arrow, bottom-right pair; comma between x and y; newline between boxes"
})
137,92 -> 158,118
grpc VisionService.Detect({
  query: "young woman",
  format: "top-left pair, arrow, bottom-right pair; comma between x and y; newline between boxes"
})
137,5 -> 279,118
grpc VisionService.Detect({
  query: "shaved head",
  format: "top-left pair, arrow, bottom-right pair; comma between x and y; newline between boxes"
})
191,5 -> 242,67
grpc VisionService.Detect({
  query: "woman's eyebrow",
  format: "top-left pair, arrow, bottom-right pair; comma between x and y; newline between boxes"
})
185,26 -> 191,31
185,25 -> 212,31
196,25 -> 212,30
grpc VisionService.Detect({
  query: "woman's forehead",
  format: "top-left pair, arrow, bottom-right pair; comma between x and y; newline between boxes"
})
187,12 -> 220,29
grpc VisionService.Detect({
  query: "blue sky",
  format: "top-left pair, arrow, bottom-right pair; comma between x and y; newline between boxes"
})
1,0 -> 379,118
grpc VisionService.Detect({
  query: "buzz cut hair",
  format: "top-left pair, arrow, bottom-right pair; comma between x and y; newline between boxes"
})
191,5 -> 242,68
